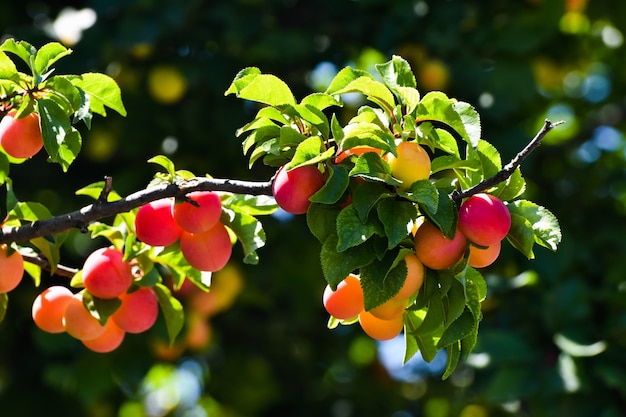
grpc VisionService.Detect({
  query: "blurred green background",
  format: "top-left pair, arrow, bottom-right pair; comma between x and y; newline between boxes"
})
1,0 -> 626,416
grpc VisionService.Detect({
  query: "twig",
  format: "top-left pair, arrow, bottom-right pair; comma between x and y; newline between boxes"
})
0,176 -> 273,244
21,253 -> 78,278
451,118 -> 564,202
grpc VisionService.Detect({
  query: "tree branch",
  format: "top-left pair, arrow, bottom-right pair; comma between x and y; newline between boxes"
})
0,177 -> 273,244
451,118 -> 565,202
22,253 -> 78,278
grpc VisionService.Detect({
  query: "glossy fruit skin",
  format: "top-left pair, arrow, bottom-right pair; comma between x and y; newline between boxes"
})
323,274 -> 365,320
32,286 -> 74,333
112,287 -> 159,333
414,220 -> 467,270
369,298 -> 409,320
387,141 -> 431,190
173,191 -> 222,233
272,164 -> 325,215
468,241 -> 501,268
180,223 -> 233,272
334,146 -> 381,164
135,198 -> 183,246
62,292 -> 106,341
358,310 -> 404,341
0,244 -> 24,293
0,110 -> 44,159
459,193 -> 511,246
82,319 -> 125,353
392,253 -> 425,301
82,247 -> 134,299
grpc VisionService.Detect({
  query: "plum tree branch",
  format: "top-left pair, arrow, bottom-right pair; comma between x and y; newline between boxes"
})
451,118 -> 565,202
0,177 -> 273,245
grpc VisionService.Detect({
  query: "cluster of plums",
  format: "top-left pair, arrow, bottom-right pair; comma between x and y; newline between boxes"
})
31,248 -> 159,352
134,192 -> 232,272
272,140 -> 512,341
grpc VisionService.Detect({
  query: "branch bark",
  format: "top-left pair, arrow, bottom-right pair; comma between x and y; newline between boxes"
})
0,177 -> 273,245
451,118 -> 565,202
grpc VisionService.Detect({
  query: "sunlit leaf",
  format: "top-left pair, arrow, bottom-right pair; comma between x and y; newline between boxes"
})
154,283 -> 185,346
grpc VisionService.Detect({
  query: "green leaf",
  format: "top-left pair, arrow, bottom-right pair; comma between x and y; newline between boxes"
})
349,152 -> 401,187
7,201 -> 53,222
417,293 -> 445,335
375,56 -> 420,114
286,136 -> 335,169
148,155 -> 177,178
82,292 -> 122,325
398,180 -> 439,215
300,92 -> 342,111
30,237 -> 61,276
494,167 -> 526,201
463,267 -> 487,321
0,51 -> 18,79
307,203 -> 341,243
278,125 -> 308,148
75,180 -> 122,202
23,259 -> 42,287
224,67 -> 262,95
508,200 -> 562,252
325,66 -> 371,96
64,73 -> 127,117
437,307 -> 476,348
376,199 -> 415,249
417,92 -> 473,148
310,164 -> 349,205
34,42 -> 72,82
351,181 -> 395,222
376,55 -> 417,89
332,76 -> 396,112
154,283 -> 185,346
222,194 -> 277,216
321,234 -> 376,289
431,155 -> 481,175
413,332 -> 440,363
453,101 -> 481,148
340,122 -> 396,154
0,153 -> 10,186
222,207 -> 266,265
442,342 -> 461,380
336,205 -> 382,252
506,212 -> 536,259
0,38 -> 36,74
37,98 -> 82,171
225,73 -> 296,107
360,249 -> 407,309
421,189 -> 457,238
0,292 -> 7,322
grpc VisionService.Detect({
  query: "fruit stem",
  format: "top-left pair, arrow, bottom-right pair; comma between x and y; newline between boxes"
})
451,118 -> 565,202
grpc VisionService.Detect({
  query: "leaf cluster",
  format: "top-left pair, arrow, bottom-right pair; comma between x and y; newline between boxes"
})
226,55 -> 562,376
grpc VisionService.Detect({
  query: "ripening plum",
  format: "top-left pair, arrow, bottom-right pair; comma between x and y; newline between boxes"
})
334,146 -> 381,164
173,191 -> 222,233
82,247 -> 133,299
32,286 -> 74,333
392,253 -> 425,301
180,223 -> 233,272
369,298 -> 409,320
458,193 -> 511,246
414,220 -> 467,270
358,310 -> 404,341
272,164 -> 325,214
82,319 -> 125,353
0,244 -> 24,293
62,292 -> 106,341
0,110 -> 44,159
386,141 -> 431,190
468,241 -> 501,268
322,274 -> 365,320
135,198 -> 183,246
112,287 -> 159,333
